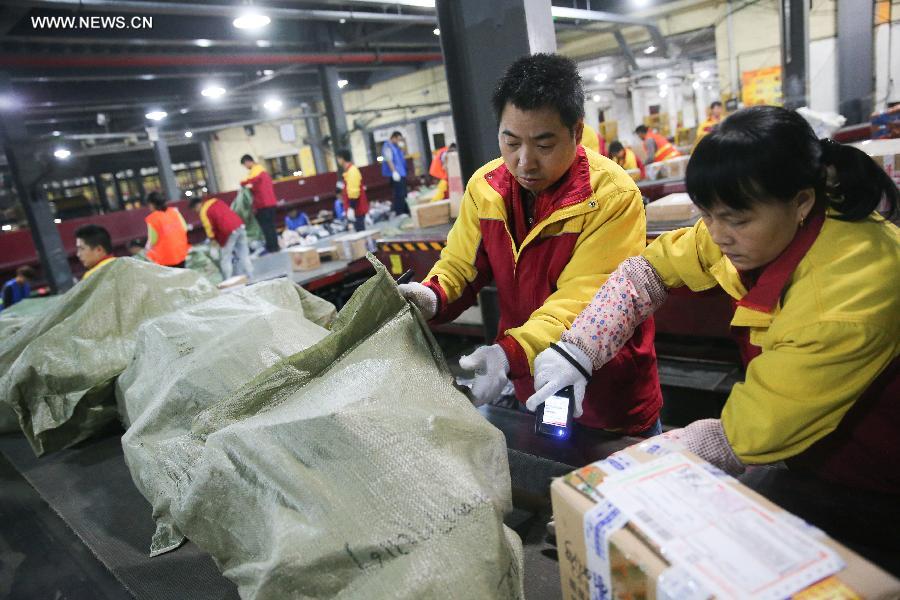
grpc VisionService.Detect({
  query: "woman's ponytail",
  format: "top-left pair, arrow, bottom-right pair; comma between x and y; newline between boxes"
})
819,138 -> 898,221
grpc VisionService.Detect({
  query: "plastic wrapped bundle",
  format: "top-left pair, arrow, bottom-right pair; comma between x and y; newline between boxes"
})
129,259 -> 524,599
118,279 -> 335,554
0,258 -> 218,455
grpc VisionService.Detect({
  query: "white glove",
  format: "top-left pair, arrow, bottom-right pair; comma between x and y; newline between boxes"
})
391,170 -> 401,182
525,341 -> 592,418
459,345 -> 510,407
347,208 -> 356,221
336,180 -> 345,190
397,282 -> 437,320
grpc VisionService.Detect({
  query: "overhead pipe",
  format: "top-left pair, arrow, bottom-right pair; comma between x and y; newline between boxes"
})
0,51 -> 443,69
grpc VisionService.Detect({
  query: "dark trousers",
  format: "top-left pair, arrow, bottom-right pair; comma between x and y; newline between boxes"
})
390,179 -> 409,215
255,207 -> 279,253
740,467 -> 900,576
354,215 -> 366,232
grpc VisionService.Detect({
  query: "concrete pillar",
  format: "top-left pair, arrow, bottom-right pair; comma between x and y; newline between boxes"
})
146,127 -> 180,201
837,0 -> 874,124
303,111 -> 328,174
199,136 -> 219,194
317,65 -> 349,160
780,0 -> 809,110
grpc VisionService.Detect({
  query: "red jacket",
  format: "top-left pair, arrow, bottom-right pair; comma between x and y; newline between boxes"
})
424,148 -> 662,433
200,198 -> 244,246
240,163 -> 277,211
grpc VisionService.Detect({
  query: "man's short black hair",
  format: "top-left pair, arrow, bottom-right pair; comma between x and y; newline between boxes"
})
188,195 -> 203,209
390,131 -> 403,139
634,125 -> 649,135
240,154 -> 254,164
336,149 -> 352,163
16,265 -> 36,279
608,141 -> 624,155
491,53 -> 585,131
710,100 -> 723,109
128,237 -> 146,249
75,224 -> 112,253
146,191 -> 167,211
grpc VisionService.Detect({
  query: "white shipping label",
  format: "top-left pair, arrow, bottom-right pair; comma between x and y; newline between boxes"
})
599,453 -> 845,600
583,499 -> 628,600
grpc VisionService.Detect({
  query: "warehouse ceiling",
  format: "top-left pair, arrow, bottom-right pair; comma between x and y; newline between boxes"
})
0,0 -> 699,146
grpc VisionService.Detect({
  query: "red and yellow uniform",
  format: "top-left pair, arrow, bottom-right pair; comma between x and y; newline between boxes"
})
643,129 -> 680,162
341,163 -> 369,216
612,148 -> 646,181
239,162 -> 277,210
82,256 -> 115,280
643,210 -> 900,493
693,116 -> 721,148
199,198 -> 244,246
145,207 -> 189,267
580,123 -> 606,156
423,146 -> 661,433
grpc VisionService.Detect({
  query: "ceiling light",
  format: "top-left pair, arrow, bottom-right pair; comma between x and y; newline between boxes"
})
195,39 -> 213,48
376,156 -> 384,162
293,170 -> 303,176
202,187 -> 208,192
656,72 -> 667,80
337,79 -> 349,89
659,88 -> 668,98
184,131 -> 193,138
256,40 -> 272,48
692,81 -> 700,90
201,86 -> 226,99
54,148 -> 71,159
262,69 -> 275,76
700,70 -> 710,80
592,94 -> 601,102
1,225 -> 11,231
643,45 -> 656,55
263,97 -> 283,112
433,28 -> 440,36
52,130 -> 61,136
339,18 -> 347,24
233,13 -> 270,30
140,74 -> 156,80
54,218 -> 62,224
145,110 -> 167,121
594,72 -> 608,82
185,190 -> 193,197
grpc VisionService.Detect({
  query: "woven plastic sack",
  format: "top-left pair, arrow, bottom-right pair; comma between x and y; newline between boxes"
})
118,278 -> 335,555
231,187 -> 263,244
130,258 -> 524,599
0,296 -> 60,341
185,245 -> 224,285
0,258 -> 218,455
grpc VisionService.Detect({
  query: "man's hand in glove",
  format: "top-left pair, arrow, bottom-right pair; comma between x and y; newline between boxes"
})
397,282 -> 437,320
525,342 -> 592,417
391,171 -> 401,182
459,345 -> 509,406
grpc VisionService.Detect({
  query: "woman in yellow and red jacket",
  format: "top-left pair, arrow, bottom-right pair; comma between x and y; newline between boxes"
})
398,54 -> 662,436
530,106 -> 899,568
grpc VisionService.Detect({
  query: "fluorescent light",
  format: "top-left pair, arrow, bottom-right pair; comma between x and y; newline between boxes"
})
337,79 -> 349,89
52,130 -> 61,136
433,28 -> 440,36
592,94 -> 601,102
594,72 -> 608,82
262,69 -> 275,76
692,81 -> 700,90
700,70 -> 710,80
1,224 -> 11,231
643,45 -> 656,55
659,88 -> 668,98
256,40 -> 272,48
179,108 -> 189,114
233,13 -> 270,30
54,218 -> 62,224
195,39 -> 213,47
656,72 -> 667,80
201,86 -> 226,99
184,131 -> 193,138
54,148 -> 71,159
185,190 -> 193,197
145,110 -> 167,121
339,18 -> 347,24
376,156 -> 384,162
293,170 -> 303,176
263,97 -> 283,112
202,187 -> 208,192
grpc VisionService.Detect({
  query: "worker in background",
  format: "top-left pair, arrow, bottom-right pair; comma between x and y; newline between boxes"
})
189,194 -> 253,280
580,123 -> 606,156
239,154 -> 279,253
635,124 -> 681,164
694,100 -> 724,147
336,149 -> 369,232
429,142 -> 456,201
399,53 -> 662,436
74,224 -> 115,280
1,265 -> 35,311
381,131 -> 410,215
127,238 -> 145,257
529,106 -> 900,569
608,140 -> 646,181
144,192 -> 189,268
284,207 -> 309,231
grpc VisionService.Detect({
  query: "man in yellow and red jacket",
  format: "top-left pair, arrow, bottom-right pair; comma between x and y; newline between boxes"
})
240,154 -> 279,253
398,54 -> 662,436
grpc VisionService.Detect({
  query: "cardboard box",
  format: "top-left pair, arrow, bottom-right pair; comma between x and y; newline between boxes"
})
287,246 -> 320,271
331,230 -> 378,261
552,445 -> 900,600
646,193 -> 699,223
447,151 -> 463,218
411,199 -> 451,228
661,155 -> 690,180
852,138 -> 900,187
